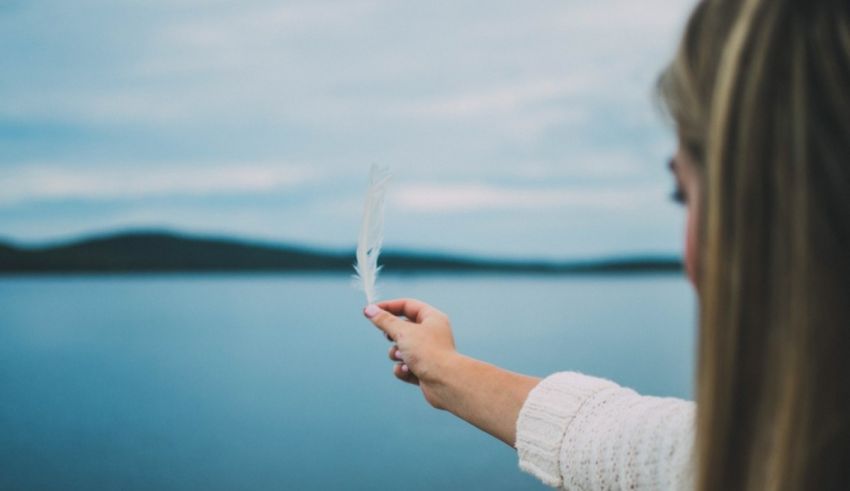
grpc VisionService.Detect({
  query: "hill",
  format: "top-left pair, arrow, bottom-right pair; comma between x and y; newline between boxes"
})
0,231 -> 683,275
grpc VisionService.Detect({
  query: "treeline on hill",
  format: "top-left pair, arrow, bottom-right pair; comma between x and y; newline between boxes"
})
0,231 -> 683,275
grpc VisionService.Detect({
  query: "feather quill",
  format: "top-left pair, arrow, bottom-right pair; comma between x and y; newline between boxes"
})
354,164 -> 391,304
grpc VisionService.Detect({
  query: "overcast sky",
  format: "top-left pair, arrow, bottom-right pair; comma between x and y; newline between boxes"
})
0,0 -> 696,258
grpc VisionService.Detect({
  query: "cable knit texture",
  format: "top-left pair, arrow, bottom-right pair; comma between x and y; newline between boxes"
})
516,372 -> 695,490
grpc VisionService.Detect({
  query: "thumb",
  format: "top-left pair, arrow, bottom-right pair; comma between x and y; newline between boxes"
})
364,304 -> 405,340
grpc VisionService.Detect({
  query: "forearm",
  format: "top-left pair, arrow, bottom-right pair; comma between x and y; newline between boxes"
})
431,354 -> 541,447
363,301 -> 541,447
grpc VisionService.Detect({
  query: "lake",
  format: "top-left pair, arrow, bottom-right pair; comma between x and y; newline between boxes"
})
0,274 -> 695,490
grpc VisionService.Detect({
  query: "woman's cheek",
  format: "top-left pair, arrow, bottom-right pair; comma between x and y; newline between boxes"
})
684,204 -> 699,288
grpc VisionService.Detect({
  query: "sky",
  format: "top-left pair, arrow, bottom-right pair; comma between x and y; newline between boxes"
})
0,0 -> 697,259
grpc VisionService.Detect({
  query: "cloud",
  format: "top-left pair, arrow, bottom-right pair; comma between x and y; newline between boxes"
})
554,0 -> 691,33
0,0 -> 693,255
393,182 -> 665,213
403,78 -> 591,119
509,152 -> 647,180
396,78 -> 591,141
0,162 -> 318,206
164,1 -> 384,49
0,0 -> 688,130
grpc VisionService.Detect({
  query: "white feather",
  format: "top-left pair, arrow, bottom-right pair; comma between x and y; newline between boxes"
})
354,164 -> 391,304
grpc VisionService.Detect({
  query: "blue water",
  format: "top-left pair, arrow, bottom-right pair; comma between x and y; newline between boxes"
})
0,275 -> 695,490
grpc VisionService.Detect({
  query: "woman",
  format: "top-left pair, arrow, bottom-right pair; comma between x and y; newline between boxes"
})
364,0 -> 850,489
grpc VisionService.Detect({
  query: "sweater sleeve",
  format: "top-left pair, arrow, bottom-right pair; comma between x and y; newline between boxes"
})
515,372 -> 695,490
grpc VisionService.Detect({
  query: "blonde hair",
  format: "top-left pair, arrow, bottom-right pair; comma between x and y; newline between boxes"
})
659,0 -> 850,489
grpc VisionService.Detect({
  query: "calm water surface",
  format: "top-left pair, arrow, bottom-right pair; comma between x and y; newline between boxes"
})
0,275 -> 695,490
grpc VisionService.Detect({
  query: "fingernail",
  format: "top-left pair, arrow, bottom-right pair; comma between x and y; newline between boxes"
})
364,304 -> 380,318
401,364 -> 409,372
395,350 -> 403,360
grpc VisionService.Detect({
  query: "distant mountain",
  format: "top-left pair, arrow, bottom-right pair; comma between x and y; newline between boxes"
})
0,230 -> 683,275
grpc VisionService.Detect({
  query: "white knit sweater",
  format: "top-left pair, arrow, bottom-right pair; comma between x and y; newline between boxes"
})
515,372 -> 695,490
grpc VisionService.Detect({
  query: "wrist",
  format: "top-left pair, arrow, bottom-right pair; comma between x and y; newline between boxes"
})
431,350 -> 464,381
424,352 -> 476,411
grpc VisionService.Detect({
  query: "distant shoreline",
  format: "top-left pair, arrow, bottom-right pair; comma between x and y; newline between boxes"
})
0,230 -> 683,276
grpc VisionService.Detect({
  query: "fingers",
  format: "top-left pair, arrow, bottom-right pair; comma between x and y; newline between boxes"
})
376,298 -> 445,324
393,363 -> 419,385
364,304 -> 406,340
388,347 -> 415,383
364,303 -> 423,387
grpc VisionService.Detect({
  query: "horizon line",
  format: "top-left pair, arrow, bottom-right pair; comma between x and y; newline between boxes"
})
0,226 -> 683,264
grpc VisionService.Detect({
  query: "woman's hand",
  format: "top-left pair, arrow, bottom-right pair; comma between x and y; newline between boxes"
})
363,298 -> 458,409
363,297 -> 541,447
